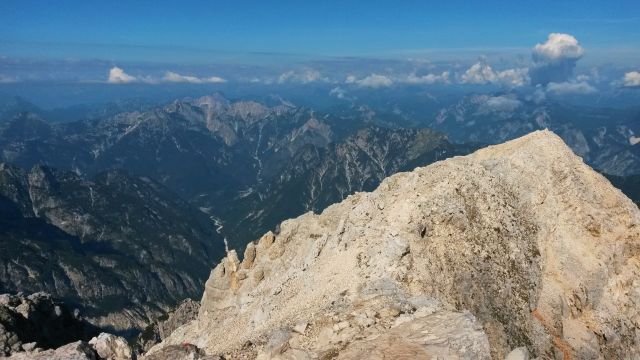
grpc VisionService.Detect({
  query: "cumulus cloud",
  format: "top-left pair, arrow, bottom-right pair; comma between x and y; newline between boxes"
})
622,71 -> 640,88
532,33 -> 584,62
460,62 -> 529,87
107,66 -> 137,84
477,95 -> 522,114
163,71 -> 226,84
530,33 -> 584,85
461,62 -> 497,84
495,68 -> 530,88
278,69 -> 326,84
403,71 -> 450,85
546,81 -> 597,95
354,74 -> 393,88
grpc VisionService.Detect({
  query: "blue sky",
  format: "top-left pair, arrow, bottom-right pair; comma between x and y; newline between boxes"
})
1,0 -> 639,62
1,0 -> 639,93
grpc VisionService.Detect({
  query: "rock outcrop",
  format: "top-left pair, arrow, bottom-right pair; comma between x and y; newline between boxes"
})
8,340 -> 98,360
89,333 -> 133,360
147,130 -> 640,359
0,292 -> 139,359
134,299 -> 200,354
0,292 -> 98,357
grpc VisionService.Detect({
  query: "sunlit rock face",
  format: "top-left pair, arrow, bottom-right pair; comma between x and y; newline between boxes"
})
148,130 -> 640,359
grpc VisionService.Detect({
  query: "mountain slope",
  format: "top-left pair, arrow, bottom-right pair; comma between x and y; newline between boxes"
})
0,96 -> 45,123
0,95 -> 476,248
221,127 -> 476,247
0,163 -> 225,334
149,130 -> 640,359
430,95 -> 640,176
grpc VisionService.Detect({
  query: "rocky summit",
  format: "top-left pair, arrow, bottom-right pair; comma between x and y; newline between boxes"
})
146,130 -> 640,359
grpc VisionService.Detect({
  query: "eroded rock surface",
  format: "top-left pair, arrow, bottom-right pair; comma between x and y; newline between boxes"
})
0,292 -> 98,357
8,341 -> 97,360
89,333 -> 132,360
134,299 -> 200,354
147,130 -> 640,359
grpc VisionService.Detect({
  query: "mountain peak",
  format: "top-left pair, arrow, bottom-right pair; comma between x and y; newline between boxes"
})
149,130 -> 640,359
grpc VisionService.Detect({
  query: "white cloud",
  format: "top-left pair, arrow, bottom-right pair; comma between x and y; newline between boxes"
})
495,68 -> 530,87
477,95 -> 522,114
460,62 -> 529,87
278,69 -> 326,84
354,74 -> 393,88
530,33 -> 584,85
575,74 -> 590,82
546,81 -> 597,95
623,71 -> 640,87
107,66 -> 137,84
138,75 -> 160,85
163,71 -> 226,84
461,62 -> 497,84
329,86 -> 350,100
345,75 -> 357,84
403,71 -> 450,85
533,33 -> 584,62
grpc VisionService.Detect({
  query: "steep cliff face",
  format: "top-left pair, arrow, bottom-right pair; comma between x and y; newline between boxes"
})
0,164 -> 225,333
148,130 -> 640,359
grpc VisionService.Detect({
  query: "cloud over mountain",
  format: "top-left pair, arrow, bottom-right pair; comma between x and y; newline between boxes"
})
403,71 -> 450,85
477,95 -> 522,114
278,69 -> 326,84
460,62 -> 529,87
329,86 -> 350,99
546,80 -> 597,95
163,71 -> 226,84
107,66 -> 137,84
623,71 -> 640,87
345,71 -> 450,88
354,74 -> 393,88
530,33 -> 584,85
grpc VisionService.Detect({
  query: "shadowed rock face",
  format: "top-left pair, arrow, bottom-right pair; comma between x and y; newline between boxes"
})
134,299 -> 201,355
147,130 -> 640,359
0,292 -> 98,357
0,164 -> 225,332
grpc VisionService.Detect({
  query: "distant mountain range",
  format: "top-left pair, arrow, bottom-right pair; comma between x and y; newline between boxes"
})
425,94 -> 640,176
0,92 -> 638,337
0,94 -> 478,247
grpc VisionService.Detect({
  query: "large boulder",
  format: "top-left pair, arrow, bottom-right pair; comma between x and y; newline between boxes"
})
89,333 -> 133,360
